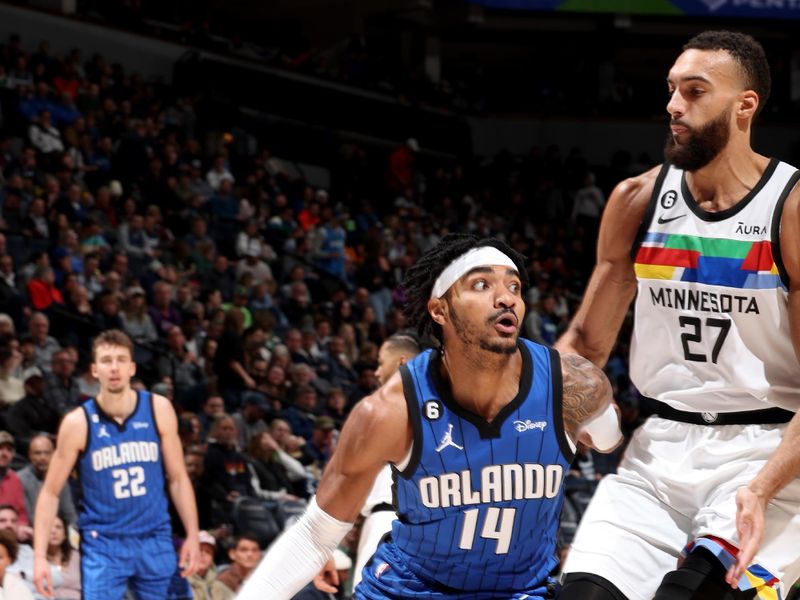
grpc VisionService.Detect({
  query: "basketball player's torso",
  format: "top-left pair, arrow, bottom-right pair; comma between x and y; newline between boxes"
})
78,390 -> 170,535
630,159 -> 800,412
388,340 -> 574,592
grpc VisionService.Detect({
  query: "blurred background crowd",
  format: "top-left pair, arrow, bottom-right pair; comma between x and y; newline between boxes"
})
0,0 -> 798,597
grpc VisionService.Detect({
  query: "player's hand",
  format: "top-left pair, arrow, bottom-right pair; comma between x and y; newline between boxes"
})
34,555 -> 54,598
726,486 -> 767,588
313,558 -> 339,594
179,533 -> 201,578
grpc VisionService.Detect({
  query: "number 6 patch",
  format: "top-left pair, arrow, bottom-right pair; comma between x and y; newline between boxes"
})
424,400 -> 443,421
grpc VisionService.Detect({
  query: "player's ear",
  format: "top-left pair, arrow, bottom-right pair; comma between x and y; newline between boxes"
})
737,90 -> 758,120
428,298 -> 447,326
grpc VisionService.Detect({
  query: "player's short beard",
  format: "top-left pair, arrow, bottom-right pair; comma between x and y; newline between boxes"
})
448,301 -> 518,356
664,107 -> 731,172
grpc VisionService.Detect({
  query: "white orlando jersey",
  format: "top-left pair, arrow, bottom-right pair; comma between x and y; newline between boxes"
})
630,159 -> 800,413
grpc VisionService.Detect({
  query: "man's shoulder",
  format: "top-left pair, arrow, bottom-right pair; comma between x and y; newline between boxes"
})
16,465 -> 35,479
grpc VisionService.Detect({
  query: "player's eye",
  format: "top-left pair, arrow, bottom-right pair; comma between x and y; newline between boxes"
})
472,279 -> 488,290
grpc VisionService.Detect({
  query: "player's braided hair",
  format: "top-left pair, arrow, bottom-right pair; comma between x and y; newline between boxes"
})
402,233 -> 528,345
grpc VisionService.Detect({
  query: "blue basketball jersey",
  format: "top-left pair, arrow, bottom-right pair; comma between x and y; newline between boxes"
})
387,339 -> 573,593
78,390 -> 170,535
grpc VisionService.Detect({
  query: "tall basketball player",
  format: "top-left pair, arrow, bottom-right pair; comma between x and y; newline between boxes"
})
558,31 -> 800,600
32,330 -> 200,599
237,234 -> 623,600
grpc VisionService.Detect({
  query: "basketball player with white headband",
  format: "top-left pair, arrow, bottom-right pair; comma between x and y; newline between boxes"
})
237,234 -> 622,600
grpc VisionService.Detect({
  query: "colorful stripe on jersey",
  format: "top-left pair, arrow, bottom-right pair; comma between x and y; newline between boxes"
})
634,232 -> 783,290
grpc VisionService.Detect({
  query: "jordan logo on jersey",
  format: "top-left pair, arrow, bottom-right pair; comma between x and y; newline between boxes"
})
435,423 -> 463,453
98,425 -> 110,439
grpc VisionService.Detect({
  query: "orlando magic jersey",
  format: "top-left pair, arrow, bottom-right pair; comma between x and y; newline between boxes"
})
78,391 -> 170,535
631,159 -> 800,413
383,339 -> 573,594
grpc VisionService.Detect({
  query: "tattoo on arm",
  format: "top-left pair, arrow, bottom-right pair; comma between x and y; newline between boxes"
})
561,353 -> 612,437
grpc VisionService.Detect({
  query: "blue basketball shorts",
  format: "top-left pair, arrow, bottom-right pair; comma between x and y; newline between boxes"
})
80,528 -> 177,600
356,542 -> 549,600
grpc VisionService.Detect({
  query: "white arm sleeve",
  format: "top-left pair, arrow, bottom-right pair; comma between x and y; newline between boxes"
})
582,403 -> 623,452
235,497 -> 353,600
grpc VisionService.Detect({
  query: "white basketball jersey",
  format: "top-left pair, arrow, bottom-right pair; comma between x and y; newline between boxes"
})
630,159 -> 800,413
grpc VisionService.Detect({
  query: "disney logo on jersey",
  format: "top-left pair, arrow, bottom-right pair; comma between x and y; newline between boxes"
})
735,221 -> 767,236
514,419 -> 547,433
132,422 -> 149,430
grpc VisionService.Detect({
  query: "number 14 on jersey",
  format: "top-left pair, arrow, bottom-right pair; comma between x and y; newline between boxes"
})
459,507 -> 516,554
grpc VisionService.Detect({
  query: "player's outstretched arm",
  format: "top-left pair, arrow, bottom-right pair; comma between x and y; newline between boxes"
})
154,394 -> 200,578
727,183 -> 800,586
560,352 -> 622,453
33,409 -> 86,597
236,372 -> 410,600
555,167 -> 659,366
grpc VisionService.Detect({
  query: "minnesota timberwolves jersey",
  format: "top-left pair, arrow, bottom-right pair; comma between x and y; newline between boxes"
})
78,391 -> 170,535
387,339 -> 573,593
631,159 -> 800,413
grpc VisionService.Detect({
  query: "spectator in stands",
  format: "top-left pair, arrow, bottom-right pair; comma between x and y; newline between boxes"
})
524,293 -> 560,346
202,255 -> 236,303
322,387 -> 348,426
18,435 -> 77,528
202,415 -> 255,519
0,434 -> 28,528
281,385 -> 318,442
232,392 -> 270,452
119,285 -> 158,361
261,363 -> 288,409
347,364 -> 379,408
311,206 -> 347,281
21,198 -> 50,241
188,530 -> 218,600
247,431 -> 307,502
0,503 -> 56,599
0,337 -> 24,406
0,527 -> 33,600
236,244 -> 273,287
210,533 -> 260,599
149,280 -> 182,337
91,290 -> 124,332
183,447 -> 214,531
198,395 -> 225,439
29,110 -> 64,158
320,337 -> 357,394
158,325 -> 207,411
42,348 -> 80,417
26,267 -> 63,313
305,416 -> 336,473
44,515 -> 80,600
214,309 -> 251,410
206,155 -> 234,191
27,313 -> 59,374
4,368 -> 60,448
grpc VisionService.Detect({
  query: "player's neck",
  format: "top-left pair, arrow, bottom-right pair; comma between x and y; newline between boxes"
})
96,387 -> 136,422
684,144 -> 769,211
440,346 -> 521,422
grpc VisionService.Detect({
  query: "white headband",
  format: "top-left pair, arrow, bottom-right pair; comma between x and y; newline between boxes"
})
430,246 -> 518,299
